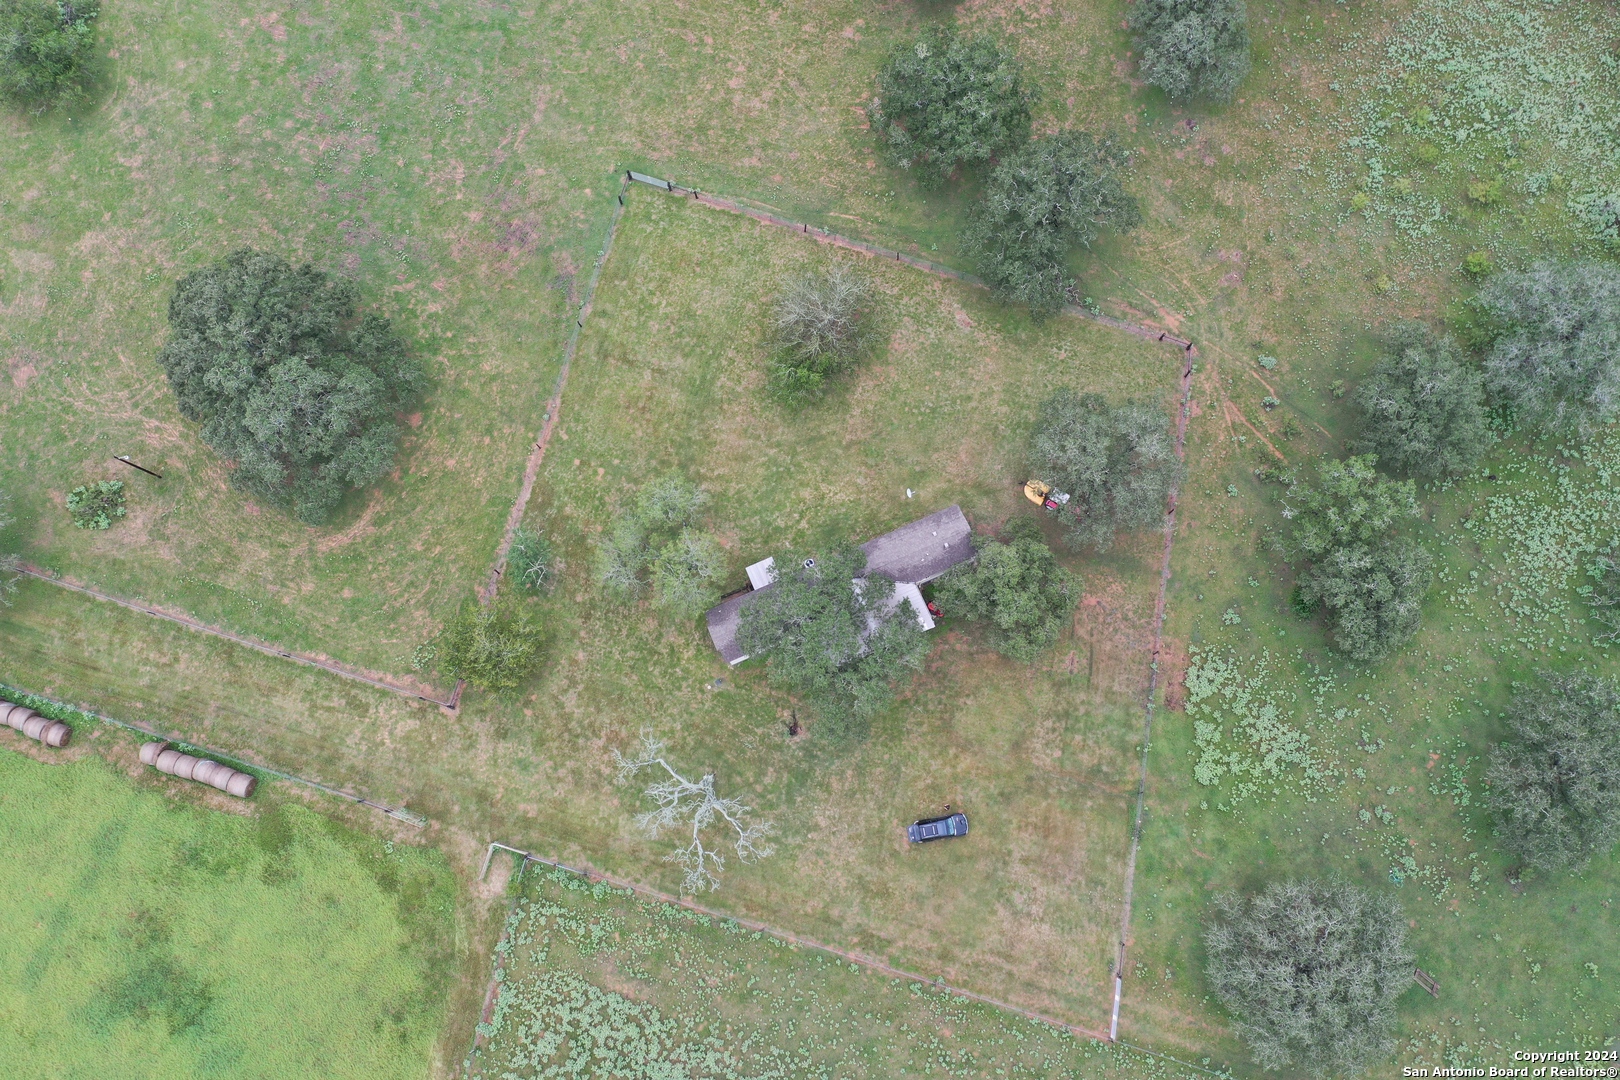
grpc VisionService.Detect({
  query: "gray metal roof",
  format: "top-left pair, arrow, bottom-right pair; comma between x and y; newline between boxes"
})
859,504 -> 974,585
703,505 -> 974,666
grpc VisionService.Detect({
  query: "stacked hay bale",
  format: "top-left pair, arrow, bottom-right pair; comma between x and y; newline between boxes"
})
1,701 -> 71,747
140,741 -> 256,798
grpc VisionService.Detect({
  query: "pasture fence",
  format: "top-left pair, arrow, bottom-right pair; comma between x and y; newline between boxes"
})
625,170 -> 1198,354
11,563 -> 457,708
0,680 -> 427,828
463,840 -> 1227,1074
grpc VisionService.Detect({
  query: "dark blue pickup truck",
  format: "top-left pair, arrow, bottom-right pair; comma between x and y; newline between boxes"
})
907,812 -> 969,843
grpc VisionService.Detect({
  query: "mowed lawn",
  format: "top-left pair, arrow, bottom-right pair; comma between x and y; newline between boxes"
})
0,744 -> 456,1080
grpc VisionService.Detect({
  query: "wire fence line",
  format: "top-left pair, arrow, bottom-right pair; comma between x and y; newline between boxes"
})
12,563 -> 456,707
474,842 -> 1116,1044
1111,350 -> 1199,1041
0,680 -> 427,827
465,841 -> 1226,1075
625,170 -> 1198,354
480,173 -> 633,609
626,169 -> 1205,1046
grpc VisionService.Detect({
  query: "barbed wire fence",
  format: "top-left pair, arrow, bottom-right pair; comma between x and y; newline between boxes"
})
625,170 -> 1197,354
0,681 -> 427,827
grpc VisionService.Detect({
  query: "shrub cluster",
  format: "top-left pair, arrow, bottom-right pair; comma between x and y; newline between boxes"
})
963,133 -> 1141,314
1129,0 -> 1252,103
872,28 -> 1141,315
1028,389 -> 1185,551
934,518 -> 1075,663
1484,672 -> 1620,873
507,528 -> 556,593
1476,260 -> 1620,434
437,601 -> 543,693
735,545 -> 929,741
595,477 -> 724,618
1351,322 -> 1492,478
156,248 -> 425,525
0,0 -> 100,112
870,25 -> 1035,188
1284,456 -> 1431,662
66,479 -> 126,531
1205,880 -> 1412,1075
766,266 -> 879,406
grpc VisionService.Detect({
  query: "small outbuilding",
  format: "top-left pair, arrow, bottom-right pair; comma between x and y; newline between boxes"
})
704,504 -> 974,666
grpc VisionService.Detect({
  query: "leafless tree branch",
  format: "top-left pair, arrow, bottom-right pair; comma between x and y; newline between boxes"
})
614,732 -> 775,893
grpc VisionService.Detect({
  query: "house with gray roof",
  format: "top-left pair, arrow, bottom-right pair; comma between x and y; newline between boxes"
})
704,505 -> 975,666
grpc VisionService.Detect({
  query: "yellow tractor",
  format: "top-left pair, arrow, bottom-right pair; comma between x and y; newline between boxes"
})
1023,479 -> 1071,511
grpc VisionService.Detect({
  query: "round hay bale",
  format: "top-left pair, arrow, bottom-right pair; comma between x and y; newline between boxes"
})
0,703 -> 21,727
224,771 -> 256,799
6,706 -> 36,731
154,748 -> 184,775
139,741 -> 169,766
170,753 -> 201,781
191,760 -> 222,787
204,766 -> 236,793
42,721 -> 71,748
22,715 -> 50,741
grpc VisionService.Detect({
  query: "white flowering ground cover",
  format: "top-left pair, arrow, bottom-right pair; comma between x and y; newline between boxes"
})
468,866 -> 1214,1080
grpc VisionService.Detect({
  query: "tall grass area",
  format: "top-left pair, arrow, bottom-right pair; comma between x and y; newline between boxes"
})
471,863 -> 1206,1080
0,748 -> 456,1079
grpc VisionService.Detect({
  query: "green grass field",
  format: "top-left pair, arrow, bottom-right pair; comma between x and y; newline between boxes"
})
470,862 -> 1206,1080
0,742 -> 457,1079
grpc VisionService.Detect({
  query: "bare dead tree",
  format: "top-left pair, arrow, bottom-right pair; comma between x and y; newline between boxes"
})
772,264 -> 875,371
614,733 -> 775,893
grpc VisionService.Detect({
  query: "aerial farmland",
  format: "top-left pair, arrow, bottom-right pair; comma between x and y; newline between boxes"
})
2,0 -> 1617,1077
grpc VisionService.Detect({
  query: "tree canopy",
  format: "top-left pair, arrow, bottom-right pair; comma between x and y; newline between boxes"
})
933,518 -> 1075,662
437,600 -> 543,693
1283,457 -> 1430,661
1484,671 -> 1620,873
1282,455 -> 1419,561
870,25 -> 1036,188
964,132 -> 1141,313
595,477 -> 724,618
1029,389 -> 1183,551
0,0 -> 99,112
1205,880 -> 1413,1076
735,545 -> 929,740
1352,322 -> 1492,479
1128,0 -> 1252,103
156,249 -> 424,525
1478,260 -> 1620,433
766,265 -> 879,406
1297,538 -> 1432,662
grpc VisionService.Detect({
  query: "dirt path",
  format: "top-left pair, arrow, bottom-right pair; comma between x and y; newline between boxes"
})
12,563 -> 456,707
